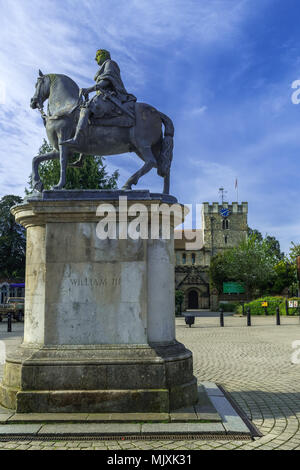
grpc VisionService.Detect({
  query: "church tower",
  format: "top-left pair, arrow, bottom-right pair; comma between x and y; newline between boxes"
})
201,202 -> 248,260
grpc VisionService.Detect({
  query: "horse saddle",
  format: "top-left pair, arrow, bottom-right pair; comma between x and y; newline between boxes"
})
89,95 -> 135,128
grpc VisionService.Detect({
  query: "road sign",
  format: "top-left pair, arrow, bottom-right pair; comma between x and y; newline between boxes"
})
261,301 -> 268,307
223,282 -> 245,294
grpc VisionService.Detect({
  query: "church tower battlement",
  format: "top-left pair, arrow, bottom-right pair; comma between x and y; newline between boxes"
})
202,202 -> 248,257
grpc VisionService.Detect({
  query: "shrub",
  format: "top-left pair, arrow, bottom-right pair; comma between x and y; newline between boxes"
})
279,297 -> 300,316
238,296 -> 300,315
218,302 -> 239,312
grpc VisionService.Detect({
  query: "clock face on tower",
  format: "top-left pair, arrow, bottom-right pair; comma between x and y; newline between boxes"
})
219,208 -> 231,218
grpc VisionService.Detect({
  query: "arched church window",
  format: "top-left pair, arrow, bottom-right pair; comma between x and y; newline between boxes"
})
222,219 -> 229,229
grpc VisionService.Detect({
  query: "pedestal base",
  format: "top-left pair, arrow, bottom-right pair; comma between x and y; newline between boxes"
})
0,191 -> 198,413
0,341 -> 198,413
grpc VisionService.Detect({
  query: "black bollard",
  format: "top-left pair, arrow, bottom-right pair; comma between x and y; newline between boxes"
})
220,308 -> 224,327
7,313 -> 12,333
247,307 -> 251,326
276,306 -> 280,326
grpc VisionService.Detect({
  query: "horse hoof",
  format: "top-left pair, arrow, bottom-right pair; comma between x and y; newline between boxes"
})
69,161 -> 83,168
51,184 -> 64,190
33,181 -> 44,192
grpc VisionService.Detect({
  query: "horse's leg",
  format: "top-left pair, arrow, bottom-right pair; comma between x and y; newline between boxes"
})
68,153 -> 85,168
122,147 -> 156,190
52,145 -> 69,190
163,170 -> 170,195
32,151 -> 59,192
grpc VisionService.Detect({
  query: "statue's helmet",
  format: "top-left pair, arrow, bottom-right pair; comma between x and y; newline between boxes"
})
95,49 -> 111,65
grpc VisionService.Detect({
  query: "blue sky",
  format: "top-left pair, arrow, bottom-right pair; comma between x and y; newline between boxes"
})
1,0 -> 300,253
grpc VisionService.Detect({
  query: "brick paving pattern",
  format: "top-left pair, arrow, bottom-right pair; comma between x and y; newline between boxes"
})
1,315 -> 300,450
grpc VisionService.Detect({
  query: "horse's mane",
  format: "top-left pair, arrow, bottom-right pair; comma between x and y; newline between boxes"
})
46,73 -> 80,117
47,74 -> 79,92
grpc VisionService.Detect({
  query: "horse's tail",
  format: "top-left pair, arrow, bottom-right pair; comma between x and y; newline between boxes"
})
157,112 -> 174,177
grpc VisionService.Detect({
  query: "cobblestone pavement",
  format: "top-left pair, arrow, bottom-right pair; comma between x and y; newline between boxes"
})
1,316 -> 300,450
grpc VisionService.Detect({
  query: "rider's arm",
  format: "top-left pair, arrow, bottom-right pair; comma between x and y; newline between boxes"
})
95,79 -> 110,91
82,79 -> 111,98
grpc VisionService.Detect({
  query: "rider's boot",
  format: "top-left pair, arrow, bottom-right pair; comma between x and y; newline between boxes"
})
61,108 -> 89,147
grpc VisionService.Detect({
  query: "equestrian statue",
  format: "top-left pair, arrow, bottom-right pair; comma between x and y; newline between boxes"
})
30,49 -> 174,194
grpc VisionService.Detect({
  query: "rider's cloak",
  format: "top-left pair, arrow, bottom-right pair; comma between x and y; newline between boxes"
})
94,59 -> 136,103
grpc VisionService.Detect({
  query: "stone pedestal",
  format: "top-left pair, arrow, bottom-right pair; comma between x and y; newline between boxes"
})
0,190 -> 198,413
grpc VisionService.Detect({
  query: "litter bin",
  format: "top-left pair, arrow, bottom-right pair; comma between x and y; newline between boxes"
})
185,315 -> 195,328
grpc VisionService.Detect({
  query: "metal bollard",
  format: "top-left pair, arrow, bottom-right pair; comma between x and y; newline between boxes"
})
7,313 -> 12,333
247,307 -> 251,326
276,306 -> 280,326
220,308 -> 224,327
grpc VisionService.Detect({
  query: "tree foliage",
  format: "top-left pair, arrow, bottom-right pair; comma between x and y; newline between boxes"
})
27,140 -> 119,192
288,242 -> 300,264
210,234 -> 280,297
210,230 -> 298,297
248,227 -> 284,261
272,259 -> 296,294
0,195 -> 26,280
175,289 -> 184,305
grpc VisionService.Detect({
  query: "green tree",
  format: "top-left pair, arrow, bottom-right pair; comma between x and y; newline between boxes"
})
272,259 -> 296,294
209,251 -> 233,293
175,290 -> 184,306
27,140 -> 119,192
175,289 -> 185,316
248,227 -> 263,242
210,235 -> 279,297
248,228 -> 283,260
264,235 -> 284,261
0,195 -> 26,279
288,242 -> 300,264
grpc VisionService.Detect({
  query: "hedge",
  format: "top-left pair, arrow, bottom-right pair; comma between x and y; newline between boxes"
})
219,302 -> 240,312
235,296 -> 300,316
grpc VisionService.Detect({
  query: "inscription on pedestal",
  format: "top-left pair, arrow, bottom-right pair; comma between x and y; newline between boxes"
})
69,277 -> 121,287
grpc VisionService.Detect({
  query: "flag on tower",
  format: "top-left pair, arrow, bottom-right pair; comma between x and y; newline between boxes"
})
235,178 -> 238,189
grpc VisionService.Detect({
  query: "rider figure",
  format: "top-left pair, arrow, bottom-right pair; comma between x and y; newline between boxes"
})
62,49 -> 136,148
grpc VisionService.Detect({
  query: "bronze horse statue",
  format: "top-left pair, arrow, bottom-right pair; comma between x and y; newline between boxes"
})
30,71 -> 174,193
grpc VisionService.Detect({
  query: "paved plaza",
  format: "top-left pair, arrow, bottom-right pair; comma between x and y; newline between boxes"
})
0,315 -> 300,450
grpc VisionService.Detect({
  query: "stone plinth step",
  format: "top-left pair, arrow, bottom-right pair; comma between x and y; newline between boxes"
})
0,384 -> 254,439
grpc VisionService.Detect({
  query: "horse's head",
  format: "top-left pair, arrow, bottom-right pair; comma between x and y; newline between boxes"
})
30,70 -> 50,110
